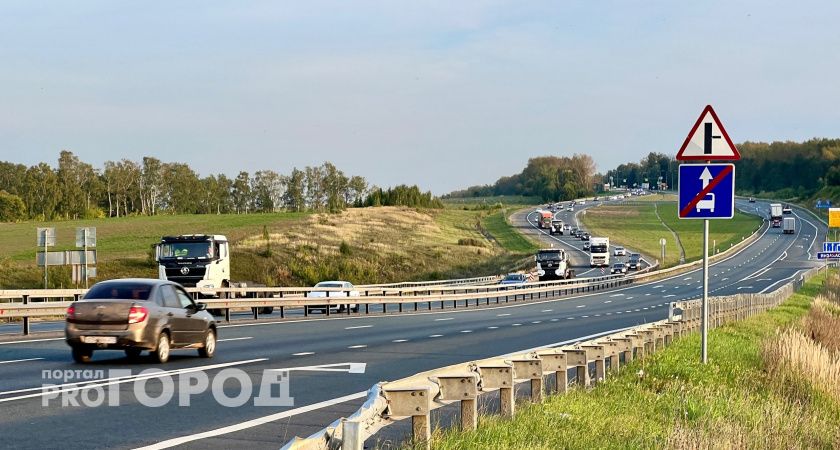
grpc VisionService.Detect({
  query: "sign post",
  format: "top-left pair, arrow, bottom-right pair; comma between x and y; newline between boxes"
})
660,238 -> 666,263
36,228 -> 56,289
75,227 -> 97,288
676,105 -> 741,364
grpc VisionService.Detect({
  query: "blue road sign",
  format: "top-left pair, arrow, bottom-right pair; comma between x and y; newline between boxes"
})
678,163 -> 735,219
816,199 -> 832,209
824,242 -> 840,253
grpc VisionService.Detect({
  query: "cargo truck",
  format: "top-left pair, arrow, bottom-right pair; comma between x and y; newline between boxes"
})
539,211 -> 553,229
783,217 -> 795,234
535,248 -> 574,281
155,234 -> 272,314
770,203 -> 783,228
589,237 -> 610,267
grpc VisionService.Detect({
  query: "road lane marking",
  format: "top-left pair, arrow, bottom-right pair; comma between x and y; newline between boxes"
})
429,334 -> 444,338
577,305 -> 586,308
344,325 -> 373,330
434,318 -> 454,321
531,321 -> 542,324
218,337 -> 252,342
487,326 -> 499,329
134,390 -> 370,450
0,358 -> 44,365
496,313 -> 511,317
347,345 -> 367,349
460,330 -> 473,333
392,339 -> 408,343
664,295 -> 676,298
604,300 -> 612,304
292,352 -> 314,356
0,337 -> 63,346
541,309 -> 553,312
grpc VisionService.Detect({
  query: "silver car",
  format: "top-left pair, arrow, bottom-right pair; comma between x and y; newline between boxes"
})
307,281 -> 360,313
65,279 -> 217,364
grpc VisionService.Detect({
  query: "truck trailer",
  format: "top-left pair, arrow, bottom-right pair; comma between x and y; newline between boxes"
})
770,203 -> 783,228
782,217 -> 795,234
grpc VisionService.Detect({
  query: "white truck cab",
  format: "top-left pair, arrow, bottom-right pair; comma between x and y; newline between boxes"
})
589,237 -> 611,267
156,235 -> 230,293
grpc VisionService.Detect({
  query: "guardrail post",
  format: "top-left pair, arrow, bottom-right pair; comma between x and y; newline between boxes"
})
537,351 -> 568,394
22,294 -> 30,335
512,358 -> 544,403
478,363 -> 515,417
581,345 -> 606,384
342,419 -> 363,450
563,349 -> 589,387
383,387 -> 431,450
437,374 -> 479,431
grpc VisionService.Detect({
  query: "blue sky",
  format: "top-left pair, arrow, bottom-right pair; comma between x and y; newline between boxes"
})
2,1 -> 839,193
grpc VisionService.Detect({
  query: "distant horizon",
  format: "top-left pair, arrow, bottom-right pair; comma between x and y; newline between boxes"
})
3,1 -> 839,194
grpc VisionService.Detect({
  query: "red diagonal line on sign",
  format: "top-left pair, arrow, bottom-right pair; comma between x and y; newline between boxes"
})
679,165 -> 733,217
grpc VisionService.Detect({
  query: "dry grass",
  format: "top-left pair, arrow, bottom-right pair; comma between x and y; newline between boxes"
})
762,328 -> 840,403
805,296 -> 840,352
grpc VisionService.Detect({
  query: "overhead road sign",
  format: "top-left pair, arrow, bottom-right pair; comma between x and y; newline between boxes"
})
830,208 -> 840,228
678,164 -> 735,219
676,105 -> 741,161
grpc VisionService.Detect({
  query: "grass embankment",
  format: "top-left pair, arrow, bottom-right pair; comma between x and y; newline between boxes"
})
0,207 -> 534,289
430,272 -> 840,449
580,202 -> 761,267
442,195 -> 542,206
480,210 -> 539,254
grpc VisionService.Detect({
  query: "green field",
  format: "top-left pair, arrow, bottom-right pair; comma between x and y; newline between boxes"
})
430,273 -> 840,449
580,202 -> 761,267
480,210 -> 539,253
0,207 -> 534,289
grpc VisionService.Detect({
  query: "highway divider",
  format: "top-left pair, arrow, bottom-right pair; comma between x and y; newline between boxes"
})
279,265 -> 835,450
0,272 -> 648,335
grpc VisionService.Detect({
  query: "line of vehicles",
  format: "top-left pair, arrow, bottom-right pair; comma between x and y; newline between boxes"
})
768,203 -> 795,233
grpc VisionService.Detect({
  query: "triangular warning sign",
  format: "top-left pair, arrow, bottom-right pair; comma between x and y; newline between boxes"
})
676,105 -> 741,161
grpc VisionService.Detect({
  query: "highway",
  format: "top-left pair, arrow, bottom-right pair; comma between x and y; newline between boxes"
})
0,199 -> 827,449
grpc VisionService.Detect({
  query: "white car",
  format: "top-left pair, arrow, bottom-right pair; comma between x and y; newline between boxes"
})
614,246 -> 626,256
578,200 -> 586,205
307,281 -> 359,313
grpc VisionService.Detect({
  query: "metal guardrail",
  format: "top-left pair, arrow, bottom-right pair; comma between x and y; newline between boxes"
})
358,275 -> 503,289
280,262 -> 834,450
0,273 -> 643,334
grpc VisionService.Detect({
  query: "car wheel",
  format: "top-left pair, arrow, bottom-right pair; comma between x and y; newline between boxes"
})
260,307 -> 274,315
198,328 -> 216,358
352,305 -> 360,313
72,347 -> 93,364
153,332 -> 171,364
125,348 -> 143,359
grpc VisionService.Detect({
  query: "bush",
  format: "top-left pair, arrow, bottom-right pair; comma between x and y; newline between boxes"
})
0,191 -> 26,222
339,241 -> 352,256
457,238 -> 484,247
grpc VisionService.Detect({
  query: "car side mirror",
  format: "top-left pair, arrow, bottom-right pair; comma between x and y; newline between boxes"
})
195,302 -> 207,311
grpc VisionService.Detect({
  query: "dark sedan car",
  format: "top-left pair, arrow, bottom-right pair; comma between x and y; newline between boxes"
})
65,279 -> 217,363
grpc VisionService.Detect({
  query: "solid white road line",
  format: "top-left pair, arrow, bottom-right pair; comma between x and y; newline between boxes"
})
0,358 -> 44,365
135,391 -> 369,450
0,337 -> 63,346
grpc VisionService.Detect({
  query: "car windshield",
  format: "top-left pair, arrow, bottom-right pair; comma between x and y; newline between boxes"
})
590,244 -> 608,252
84,282 -> 153,300
160,242 -> 213,259
315,282 -> 344,288
613,264 -> 624,269
536,251 -> 563,262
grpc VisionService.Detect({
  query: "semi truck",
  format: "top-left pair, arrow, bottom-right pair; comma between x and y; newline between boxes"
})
539,211 -> 553,229
783,217 -> 795,234
589,237 -> 610,267
550,219 -> 564,235
535,248 -> 574,281
770,203 -> 783,227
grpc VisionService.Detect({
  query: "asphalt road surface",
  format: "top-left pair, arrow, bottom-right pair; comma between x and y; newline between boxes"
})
0,199 -> 827,449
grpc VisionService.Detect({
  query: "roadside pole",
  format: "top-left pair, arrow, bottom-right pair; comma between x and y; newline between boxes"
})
675,105 -> 741,364
702,219 -> 709,363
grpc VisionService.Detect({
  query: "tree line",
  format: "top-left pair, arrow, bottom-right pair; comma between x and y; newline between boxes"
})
444,154 -> 597,202
605,139 -> 840,198
0,151 -> 441,221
